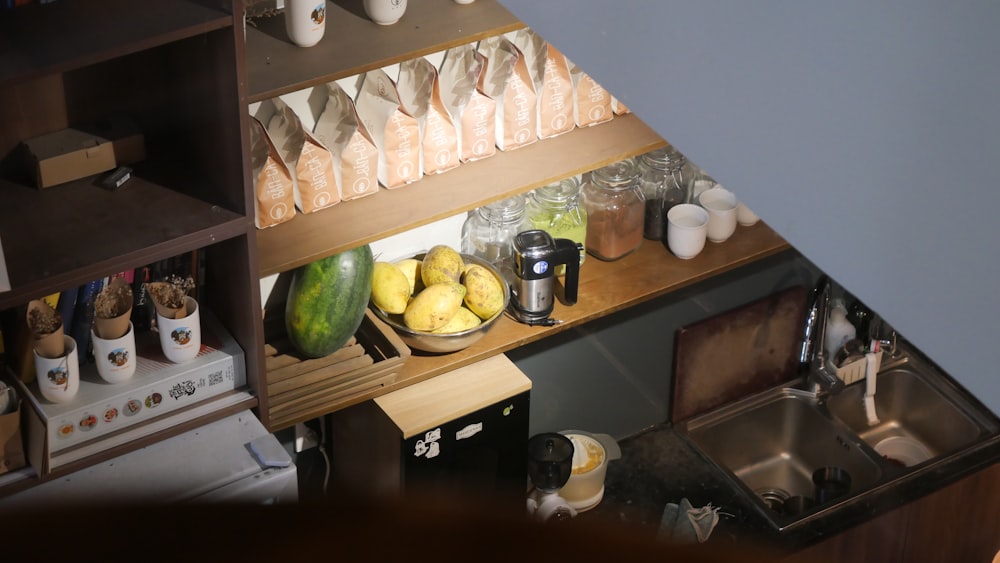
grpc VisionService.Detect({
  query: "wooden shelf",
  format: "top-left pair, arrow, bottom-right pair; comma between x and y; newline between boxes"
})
245,0 -> 523,102
256,113 -> 665,277
0,0 -> 233,87
0,176 -> 246,310
271,222 -> 792,418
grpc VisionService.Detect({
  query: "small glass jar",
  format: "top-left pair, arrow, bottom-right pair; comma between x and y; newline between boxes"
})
526,177 -> 587,275
637,147 -> 691,240
580,159 -> 645,261
461,194 -> 532,272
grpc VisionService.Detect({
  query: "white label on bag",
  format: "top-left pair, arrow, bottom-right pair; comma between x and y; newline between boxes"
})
456,422 -> 483,440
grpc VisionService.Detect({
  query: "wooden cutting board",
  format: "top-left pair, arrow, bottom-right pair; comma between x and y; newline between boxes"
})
671,285 -> 808,424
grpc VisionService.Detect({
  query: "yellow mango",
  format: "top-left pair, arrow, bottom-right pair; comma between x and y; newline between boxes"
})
395,258 -> 423,296
462,264 -> 505,320
432,307 -> 482,334
371,262 -> 411,314
403,282 -> 467,332
421,245 -> 464,286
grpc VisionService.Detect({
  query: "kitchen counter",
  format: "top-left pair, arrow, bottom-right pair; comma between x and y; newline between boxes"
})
580,419 -> 1000,556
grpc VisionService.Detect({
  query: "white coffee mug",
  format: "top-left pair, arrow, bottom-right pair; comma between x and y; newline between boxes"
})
91,322 -> 137,384
666,204 -> 709,260
285,0 -> 327,47
34,335 -> 80,404
363,0 -> 407,25
698,187 -> 738,243
156,296 -> 202,364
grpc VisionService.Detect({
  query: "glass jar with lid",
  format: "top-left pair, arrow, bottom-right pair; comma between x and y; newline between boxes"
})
525,177 -> 587,275
637,146 -> 691,240
461,194 -> 532,273
580,159 -> 645,261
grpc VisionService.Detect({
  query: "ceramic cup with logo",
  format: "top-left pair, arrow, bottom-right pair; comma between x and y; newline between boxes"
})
363,0 -> 407,25
156,296 -> 201,363
666,203 -> 709,259
285,0 -> 327,48
698,186 -> 739,243
34,335 -> 80,404
91,321 -> 137,383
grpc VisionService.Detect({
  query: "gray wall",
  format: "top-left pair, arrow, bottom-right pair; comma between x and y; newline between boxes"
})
510,252 -> 816,439
499,1 -> 1000,415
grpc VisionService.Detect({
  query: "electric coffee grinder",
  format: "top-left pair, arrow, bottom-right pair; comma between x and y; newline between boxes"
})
526,432 -> 577,522
508,230 -> 581,326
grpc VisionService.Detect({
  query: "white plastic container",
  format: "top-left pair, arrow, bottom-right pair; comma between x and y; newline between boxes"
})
558,431 -> 621,512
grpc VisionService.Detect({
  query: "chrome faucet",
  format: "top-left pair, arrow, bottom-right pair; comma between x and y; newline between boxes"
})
800,276 -> 844,395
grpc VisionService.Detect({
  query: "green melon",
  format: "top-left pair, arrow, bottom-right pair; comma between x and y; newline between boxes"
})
285,245 -> 374,359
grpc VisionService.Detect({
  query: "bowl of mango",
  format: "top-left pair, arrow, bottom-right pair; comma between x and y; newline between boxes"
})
369,245 -> 510,354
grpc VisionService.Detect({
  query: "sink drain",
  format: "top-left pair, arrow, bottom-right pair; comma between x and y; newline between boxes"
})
755,487 -> 790,513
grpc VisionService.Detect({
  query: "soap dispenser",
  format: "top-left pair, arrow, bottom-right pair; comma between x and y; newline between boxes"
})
825,298 -> 856,360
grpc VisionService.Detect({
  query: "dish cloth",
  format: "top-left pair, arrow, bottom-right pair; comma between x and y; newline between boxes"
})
656,498 -> 719,544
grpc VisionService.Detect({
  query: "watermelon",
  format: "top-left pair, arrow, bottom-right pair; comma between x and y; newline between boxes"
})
285,245 -> 374,359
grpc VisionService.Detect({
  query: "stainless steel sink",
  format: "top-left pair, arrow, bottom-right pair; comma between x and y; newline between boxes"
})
679,347 -> 999,531
825,366 -> 986,465
686,388 -> 882,524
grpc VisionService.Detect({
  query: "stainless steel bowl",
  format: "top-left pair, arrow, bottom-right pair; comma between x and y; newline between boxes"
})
370,252 -> 510,354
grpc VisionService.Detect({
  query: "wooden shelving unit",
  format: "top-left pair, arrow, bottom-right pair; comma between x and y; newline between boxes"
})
0,0 -> 793,491
262,223 -> 791,425
256,114 -> 665,276
245,0 -> 795,430
0,0 -> 260,495
244,0 -> 524,101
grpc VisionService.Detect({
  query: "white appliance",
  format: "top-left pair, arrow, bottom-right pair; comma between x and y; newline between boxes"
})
0,410 -> 297,509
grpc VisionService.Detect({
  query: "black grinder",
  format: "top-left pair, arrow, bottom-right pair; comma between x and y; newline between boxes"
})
508,230 -> 581,325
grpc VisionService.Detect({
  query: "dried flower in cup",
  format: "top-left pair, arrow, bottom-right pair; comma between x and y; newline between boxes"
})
146,275 -> 196,320
94,277 -> 134,339
26,299 -> 64,358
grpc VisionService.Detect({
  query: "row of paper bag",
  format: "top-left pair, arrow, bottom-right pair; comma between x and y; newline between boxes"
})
250,28 -> 629,229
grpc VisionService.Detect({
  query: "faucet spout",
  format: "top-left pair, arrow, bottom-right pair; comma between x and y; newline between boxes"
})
800,276 -> 843,395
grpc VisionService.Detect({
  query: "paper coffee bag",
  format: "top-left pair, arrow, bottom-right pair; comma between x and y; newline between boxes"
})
510,29 -> 574,140
249,116 -> 296,229
313,82 -> 380,201
354,69 -> 422,189
439,44 -> 497,162
569,60 -> 614,128
256,98 -> 339,214
397,57 -> 460,175
613,97 -> 631,116
478,36 -> 538,151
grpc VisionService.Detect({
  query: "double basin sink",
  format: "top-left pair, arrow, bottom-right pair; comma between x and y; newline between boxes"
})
679,348 -> 999,531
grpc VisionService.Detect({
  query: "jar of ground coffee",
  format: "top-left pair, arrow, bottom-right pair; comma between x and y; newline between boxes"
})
637,146 -> 690,240
580,159 -> 645,261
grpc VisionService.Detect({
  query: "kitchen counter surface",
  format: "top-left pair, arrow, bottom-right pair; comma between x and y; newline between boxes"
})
580,419 -> 1000,556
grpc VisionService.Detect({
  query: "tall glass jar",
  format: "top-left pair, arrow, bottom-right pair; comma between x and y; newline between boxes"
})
580,159 -> 645,261
525,177 -> 587,275
637,147 -> 690,240
461,194 -> 531,274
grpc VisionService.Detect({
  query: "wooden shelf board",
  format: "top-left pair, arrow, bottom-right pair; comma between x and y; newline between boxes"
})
256,113 -> 665,277
264,223 -> 791,418
245,0 -> 523,102
0,0 -> 233,87
0,176 -> 246,309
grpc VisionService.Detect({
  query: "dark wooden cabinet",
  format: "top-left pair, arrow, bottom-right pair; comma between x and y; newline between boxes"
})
785,462 -> 1000,563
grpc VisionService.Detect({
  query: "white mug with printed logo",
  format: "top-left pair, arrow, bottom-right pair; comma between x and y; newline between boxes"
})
363,0 -> 407,25
92,321 -> 137,383
285,0 -> 327,47
156,296 -> 201,363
